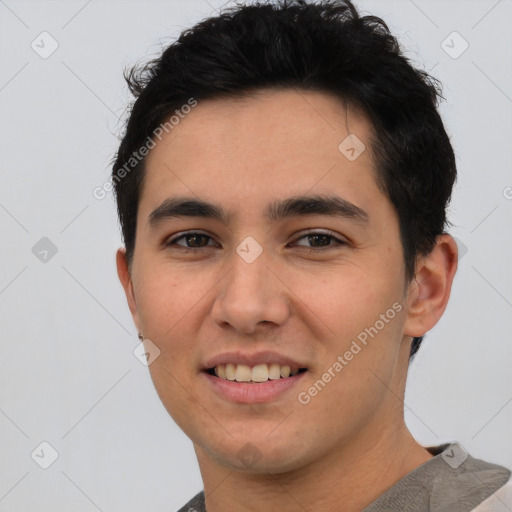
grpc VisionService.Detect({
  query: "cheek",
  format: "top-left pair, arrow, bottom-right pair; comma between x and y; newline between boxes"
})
133,266 -> 203,381
295,264 -> 403,343
134,268 -> 204,424
135,261 -> 198,332
293,276 -> 406,439
297,260 -> 407,407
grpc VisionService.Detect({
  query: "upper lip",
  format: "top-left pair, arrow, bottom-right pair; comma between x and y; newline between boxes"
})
203,350 -> 308,370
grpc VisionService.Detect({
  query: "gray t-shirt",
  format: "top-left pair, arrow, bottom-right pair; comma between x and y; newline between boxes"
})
177,443 -> 511,512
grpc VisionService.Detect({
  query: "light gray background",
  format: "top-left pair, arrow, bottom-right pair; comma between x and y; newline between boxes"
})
0,0 -> 511,510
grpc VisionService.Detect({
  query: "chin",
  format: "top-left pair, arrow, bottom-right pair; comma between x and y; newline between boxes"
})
203,434 -> 314,475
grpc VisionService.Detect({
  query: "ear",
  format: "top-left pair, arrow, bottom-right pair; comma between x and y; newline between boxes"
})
116,247 -> 141,334
403,234 -> 458,337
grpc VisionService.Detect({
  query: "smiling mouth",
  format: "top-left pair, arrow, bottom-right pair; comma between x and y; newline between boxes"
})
206,363 -> 308,383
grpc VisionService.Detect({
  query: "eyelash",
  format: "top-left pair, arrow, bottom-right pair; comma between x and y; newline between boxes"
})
164,230 -> 348,252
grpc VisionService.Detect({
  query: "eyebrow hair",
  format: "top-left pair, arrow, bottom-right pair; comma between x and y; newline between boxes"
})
147,194 -> 369,228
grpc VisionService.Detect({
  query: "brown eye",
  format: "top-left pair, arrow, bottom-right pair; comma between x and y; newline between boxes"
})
166,232 -> 216,249
305,234 -> 332,247
292,231 -> 347,249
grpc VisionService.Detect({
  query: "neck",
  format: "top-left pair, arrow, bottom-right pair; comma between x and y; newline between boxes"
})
194,420 -> 433,512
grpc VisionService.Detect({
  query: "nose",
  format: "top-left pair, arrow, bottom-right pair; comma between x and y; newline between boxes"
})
210,247 -> 290,335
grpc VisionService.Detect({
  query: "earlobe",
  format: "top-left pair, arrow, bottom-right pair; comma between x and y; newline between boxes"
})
403,234 -> 458,338
116,248 -> 141,333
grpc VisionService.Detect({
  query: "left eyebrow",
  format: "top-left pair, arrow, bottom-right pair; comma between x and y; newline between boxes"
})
266,194 -> 369,224
147,194 -> 369,229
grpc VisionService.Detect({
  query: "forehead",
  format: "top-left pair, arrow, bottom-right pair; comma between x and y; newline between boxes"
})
146,88 -> 374,165
140,88 -> 383,223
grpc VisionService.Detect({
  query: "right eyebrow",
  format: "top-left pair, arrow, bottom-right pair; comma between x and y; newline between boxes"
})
147,197 -> 230,228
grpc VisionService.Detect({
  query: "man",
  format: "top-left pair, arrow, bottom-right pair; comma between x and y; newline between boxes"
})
113,0 -> 511,510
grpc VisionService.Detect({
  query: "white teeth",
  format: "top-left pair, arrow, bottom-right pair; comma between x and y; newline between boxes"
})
235,364 -> 252,382
217,365 -> 227,379
252,364 -> 269,382
225,363 -> 236,381
268,363 -> 281,380
211,363 -> 304,382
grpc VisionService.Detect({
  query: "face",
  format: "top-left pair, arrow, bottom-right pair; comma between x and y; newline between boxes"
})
118,89 -> 419,474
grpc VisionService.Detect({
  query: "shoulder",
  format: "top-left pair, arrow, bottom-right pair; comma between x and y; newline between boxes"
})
364,443 -> 511,512
429,444 -> 511,511
471,477 -> 512,511
176,490 -> 206,512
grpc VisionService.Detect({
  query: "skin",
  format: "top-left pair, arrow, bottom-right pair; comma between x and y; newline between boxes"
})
116,88 -> 458,511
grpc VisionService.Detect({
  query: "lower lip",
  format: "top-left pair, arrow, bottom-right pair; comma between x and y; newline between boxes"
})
202,370 -> 308,404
